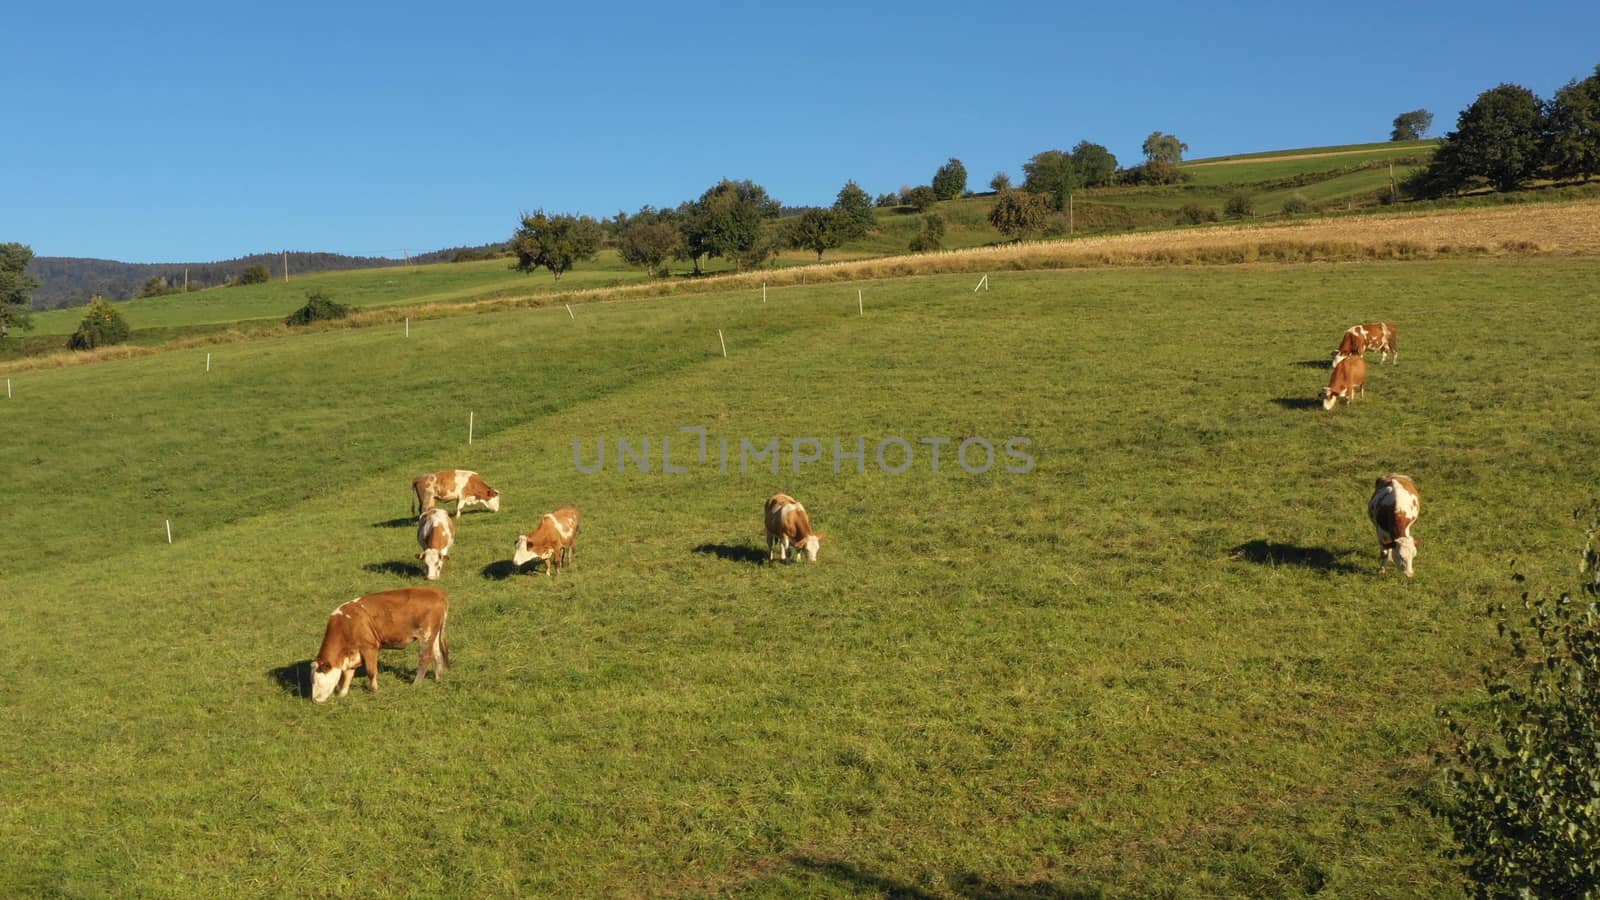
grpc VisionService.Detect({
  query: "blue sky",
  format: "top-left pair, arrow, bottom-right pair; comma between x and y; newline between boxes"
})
5,1 -> 1597,263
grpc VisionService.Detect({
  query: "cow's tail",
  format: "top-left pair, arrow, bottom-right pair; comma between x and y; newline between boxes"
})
437,614 -> 451,671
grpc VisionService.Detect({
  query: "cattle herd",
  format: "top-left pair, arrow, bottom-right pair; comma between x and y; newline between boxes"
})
309,327 -> 1419,703
308,477 -> 825,702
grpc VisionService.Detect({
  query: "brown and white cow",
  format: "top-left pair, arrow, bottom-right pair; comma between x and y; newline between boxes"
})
309,587 -> 449,703
1321,354 -> 1367,410
1333,321 -> 1398,366
1368,474 -> 1421,577
411,469 -> 501,519
415,507 -> 455,581
765,492 -> 824,563
512,506 -> 580,576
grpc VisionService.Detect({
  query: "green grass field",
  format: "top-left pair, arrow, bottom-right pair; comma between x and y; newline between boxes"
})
4,256 -> 1597,896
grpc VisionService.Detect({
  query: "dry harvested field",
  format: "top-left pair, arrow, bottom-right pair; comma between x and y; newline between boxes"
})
1186,148 -> 1407,167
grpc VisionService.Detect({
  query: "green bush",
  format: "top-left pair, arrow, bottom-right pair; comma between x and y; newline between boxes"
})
908,213 -> 946,253
1436,503 -> 1600,897
67,297 -> 131,350
905,186 -> 938,212
1175,203 -> 1217,226
1223,193 -> 1255,219
238,264 -> 271,285
284,289 -> 349,326
1281,194 -> 1312,215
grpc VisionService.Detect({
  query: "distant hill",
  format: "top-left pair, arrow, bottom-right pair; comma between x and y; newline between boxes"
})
25,245 -> 502,310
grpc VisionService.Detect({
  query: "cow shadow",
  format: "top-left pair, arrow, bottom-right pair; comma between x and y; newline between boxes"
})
788,856 -> 1096,899
1292,358 -> 1333,369
269,661 -> 310,698
1272,396 -> 1324,410
480,560 -> 522,581
692,542 -> 769,565
1229,540 -> 1362,574
364,560 -> 424,578
371,517 -> 416,529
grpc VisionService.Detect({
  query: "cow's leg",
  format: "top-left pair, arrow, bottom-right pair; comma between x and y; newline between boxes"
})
414,635 -> 433,685
766,533 -> 776,561
338,667 -> 355,697
362,649 -> 381,692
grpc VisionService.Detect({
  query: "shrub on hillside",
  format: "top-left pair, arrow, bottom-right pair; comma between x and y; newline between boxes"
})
237,264 -> 271,286
1224,193 -> 1256,219
1435,503 -> 1600,897
874,192 -> 900,208
906,186 -> 938,212
1281,194 -> 1312,215
1175,203 -> 1217,225
1119,160 -> 1192,186
908,213 -> 946,253
284,289 -> 349,326
67,297 -> 130,350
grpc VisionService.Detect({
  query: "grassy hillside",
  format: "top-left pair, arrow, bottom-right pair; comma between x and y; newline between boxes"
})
4,257 -> 1598,895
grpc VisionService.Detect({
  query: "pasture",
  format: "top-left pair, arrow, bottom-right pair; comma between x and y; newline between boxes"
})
3,257 -> 1598,896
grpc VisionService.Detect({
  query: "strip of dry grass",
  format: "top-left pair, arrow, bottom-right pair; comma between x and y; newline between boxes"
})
7,201 -> 1595,376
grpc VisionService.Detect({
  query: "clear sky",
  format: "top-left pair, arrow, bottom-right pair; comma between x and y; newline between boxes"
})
5,1 -> 1597,263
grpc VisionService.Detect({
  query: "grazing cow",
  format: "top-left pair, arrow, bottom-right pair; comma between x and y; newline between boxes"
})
411,469 -> 501,519
310,587 -> 449,703
512,506 -> 580,576
766,492 -> 824,563
1321,354 -> 1367,410
415,507 -> 455,581
1368,474 -> 1421,577
1333,322 -> 1398,366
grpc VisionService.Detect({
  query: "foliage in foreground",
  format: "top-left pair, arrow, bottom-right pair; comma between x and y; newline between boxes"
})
1,241 -> 39,337
1437,503 -> 1600,897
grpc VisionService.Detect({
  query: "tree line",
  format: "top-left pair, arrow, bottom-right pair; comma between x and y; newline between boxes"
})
1408,63 -> 1600,197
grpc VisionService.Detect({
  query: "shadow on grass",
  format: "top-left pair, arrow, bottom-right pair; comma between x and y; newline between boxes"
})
1272,396 -> 1324,410
692,542 -> 768,565
480,560 -> 523,580
371,517 -> 416,529
1229,540 -> 1362,574
789,856 -> 1098,899
1292,358 -> 1333,369
364,560 -> 424,578
269,661 -> 310,698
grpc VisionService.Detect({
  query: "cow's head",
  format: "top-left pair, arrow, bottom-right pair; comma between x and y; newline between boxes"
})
484,489 -> 502,513
418,547 -> 446,580
1320,388 -> 1339,410
310,659 -> 343,703
512,534 -> 543,567
798,532 -> 824,562
1392,535 -> 1418,578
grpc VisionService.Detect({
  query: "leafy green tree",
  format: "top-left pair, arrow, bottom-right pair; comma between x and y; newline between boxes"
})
1545,66 -> 1600,182
908,213 -> 946,252
1223,193 -> 1255,219
905,185 -> 938,212
511,210 -> 603,280
832,180 -> 876,240
1071,141 -> 1119,187
786,209 -> 841,261
1022,150 -> 1078,211
1436,504 -> 1600,897
0,242 -> 39,338
1449,83 -> 1547,192
676,179 -> 781,273
874,192 -> 900,208
238,264 -> 270,285
987,190 -> 1049,239
1391,109 -> 1434,141
67,297 -> 130,349
284,288 -> 350,326
989,172 -> 1011,192
931,157 -> 968,200
617,210 -> 682,278
1141,131 -> 1188,165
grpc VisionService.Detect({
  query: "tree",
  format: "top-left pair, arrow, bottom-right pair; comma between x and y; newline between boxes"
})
676,179 -> 781,273
1071,141 -> 1119,187
1391,109 -> 1434,141
1142,131 -> 1189,165
1448,83 -> 1546,192
987,190 -> 1050,239
908,213 -> 946,252
905,185 -> 938,212
1545,65 -> 1600,182
832,180 -> 876,240
1436,504 -> 1600,897
617,209 -> 682,278
989,172 -> 1012,192
238,264 -> 270,285
284,288 -> 350,326
67,297 -> 130,350
874,192 -> 900,208
932,157 -> 968,200
1223,193 -> 1255,219
511,210 -> 603,280
0,242 -> 39,338
1022,150 -> 1078,211
786,209 -> 841,261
